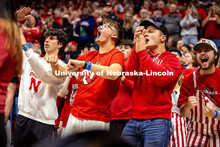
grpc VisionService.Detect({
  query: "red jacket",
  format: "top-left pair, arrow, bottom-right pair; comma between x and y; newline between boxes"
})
126,48 -> 181,120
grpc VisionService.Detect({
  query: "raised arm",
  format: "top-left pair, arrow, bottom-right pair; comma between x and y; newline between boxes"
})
16,7 -> 31,21
19,28 -> 65,85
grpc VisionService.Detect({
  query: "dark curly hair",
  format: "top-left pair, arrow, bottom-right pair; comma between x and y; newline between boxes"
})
103,19 -> 124,47
119,39 -> 134,49
44,28 -> 68,54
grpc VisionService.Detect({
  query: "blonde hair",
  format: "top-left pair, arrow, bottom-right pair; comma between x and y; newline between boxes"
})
123,11 -> 134,30
0,19 -> 22,75
190,6 -> 199,19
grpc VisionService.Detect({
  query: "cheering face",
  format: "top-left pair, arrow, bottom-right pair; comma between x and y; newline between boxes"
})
96,23 -> 117,45
142,26 -> 164,50
195,45 -> 216,70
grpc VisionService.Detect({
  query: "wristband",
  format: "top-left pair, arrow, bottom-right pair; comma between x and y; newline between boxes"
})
87,62 -> 92,70
23,44 -> 29,51
83,60 -> 89,69
213,110 -> 218,119
4,122 -> 6,126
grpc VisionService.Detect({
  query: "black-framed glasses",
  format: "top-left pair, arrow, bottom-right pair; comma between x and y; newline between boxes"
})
97,24 -> 116,33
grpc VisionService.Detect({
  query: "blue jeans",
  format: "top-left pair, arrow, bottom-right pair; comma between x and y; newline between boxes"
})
182,36 -> 198,45
121,119 -> 172,147
10,96 -> 19,121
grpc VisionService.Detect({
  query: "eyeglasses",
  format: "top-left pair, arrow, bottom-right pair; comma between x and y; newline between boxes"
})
97,24 -> 116,33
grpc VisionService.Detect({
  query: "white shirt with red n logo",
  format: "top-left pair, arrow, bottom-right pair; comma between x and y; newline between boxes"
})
18,49 -> 66,125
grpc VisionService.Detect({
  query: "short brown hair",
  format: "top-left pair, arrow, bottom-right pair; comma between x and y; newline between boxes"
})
44,28 -> 68,54
103,19 -> 124,47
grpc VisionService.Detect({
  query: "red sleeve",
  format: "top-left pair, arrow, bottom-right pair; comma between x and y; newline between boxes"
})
137,50 -> 181,87
178,74 -> 194,107
125,46 -> 140,80
76,51 -> 95,61
56,96 -> 65,116
0,30 -> 10,70
110,51 -> 125,69
121,77 -> 134,94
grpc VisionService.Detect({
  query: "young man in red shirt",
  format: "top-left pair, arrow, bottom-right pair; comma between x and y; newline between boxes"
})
178,39 -> 220,146
47,19 -> 125,136
121,20 -> 181,146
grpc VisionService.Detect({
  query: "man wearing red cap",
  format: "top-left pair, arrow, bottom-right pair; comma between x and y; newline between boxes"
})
121,20 -> 181,146
178,39 -> 220,146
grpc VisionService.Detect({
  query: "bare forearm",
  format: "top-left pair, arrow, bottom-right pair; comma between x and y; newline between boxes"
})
90,64 -> 123,80
215,111 -> 220,120
51,64 -> 69,78
57,77 -> 71,97
4,83 -> 16,122
214,15 -> 220,24
202,15 -> 210,27
180,104 -> 191,118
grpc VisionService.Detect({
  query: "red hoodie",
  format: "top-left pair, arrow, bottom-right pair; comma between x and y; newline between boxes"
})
126,48 -> 181,120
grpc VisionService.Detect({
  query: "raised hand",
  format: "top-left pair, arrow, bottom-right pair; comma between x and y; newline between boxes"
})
134,26 -> 146,53
16,7 -> 31,21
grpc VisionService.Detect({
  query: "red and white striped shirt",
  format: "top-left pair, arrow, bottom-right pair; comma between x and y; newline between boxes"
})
178,68 -> 220,146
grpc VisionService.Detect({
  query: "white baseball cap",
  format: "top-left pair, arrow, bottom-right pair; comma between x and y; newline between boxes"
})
193,39 -> 218,52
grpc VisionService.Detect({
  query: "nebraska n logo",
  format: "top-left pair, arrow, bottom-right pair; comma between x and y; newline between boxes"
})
29,70 -> 42,92
78,70 -> 97,85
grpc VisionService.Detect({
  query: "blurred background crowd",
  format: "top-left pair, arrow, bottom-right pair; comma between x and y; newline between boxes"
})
17,0 -> 220,64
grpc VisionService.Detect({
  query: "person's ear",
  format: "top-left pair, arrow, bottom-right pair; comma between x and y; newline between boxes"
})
111,34 -> 118,40
161,35 -> 167,42
214,52 -> 218,60
58,42 -> 63,49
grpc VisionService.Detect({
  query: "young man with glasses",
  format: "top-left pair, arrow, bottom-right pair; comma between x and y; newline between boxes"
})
46,19 -> 124,136
121,20 -> 181,146
178,39 -> 220,146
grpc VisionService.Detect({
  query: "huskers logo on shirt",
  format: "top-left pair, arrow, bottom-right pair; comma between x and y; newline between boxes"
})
29,70 -> 42,92
78,70 -> 97,85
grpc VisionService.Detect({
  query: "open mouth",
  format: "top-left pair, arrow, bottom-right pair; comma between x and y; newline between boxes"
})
201,58 -> 208,63
97,31 -> 101,38
145,38 -> 149,43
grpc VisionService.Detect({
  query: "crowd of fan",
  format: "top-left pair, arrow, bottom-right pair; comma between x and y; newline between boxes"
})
18,0 -> 220,63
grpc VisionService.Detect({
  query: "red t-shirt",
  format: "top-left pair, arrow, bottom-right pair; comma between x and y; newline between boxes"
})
203,14 -> 220,39
0,28 -> 16,114
70,49 -> 125,122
